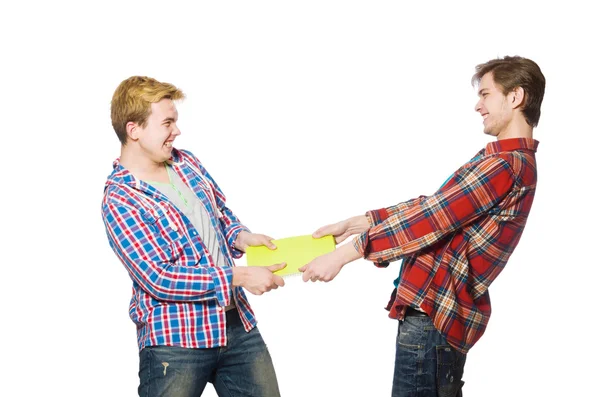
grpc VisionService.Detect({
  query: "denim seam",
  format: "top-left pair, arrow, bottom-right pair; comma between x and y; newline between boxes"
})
213,374 -> 235,397
143,350 -> 151,397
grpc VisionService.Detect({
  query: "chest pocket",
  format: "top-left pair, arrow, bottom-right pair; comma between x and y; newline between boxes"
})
185,167 -> 223,219
141,203 -> 196,264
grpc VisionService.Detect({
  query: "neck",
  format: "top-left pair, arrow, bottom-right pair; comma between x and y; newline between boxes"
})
497,116 -> 533,140
119,145 -> 165,180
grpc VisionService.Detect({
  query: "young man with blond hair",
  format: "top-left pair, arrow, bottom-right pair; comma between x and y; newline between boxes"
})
102,76 -> 284,396
300,56 -> 545,396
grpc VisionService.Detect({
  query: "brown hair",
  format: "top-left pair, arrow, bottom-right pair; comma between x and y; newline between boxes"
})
111,76 -> 185,145
472,56 -> 545,127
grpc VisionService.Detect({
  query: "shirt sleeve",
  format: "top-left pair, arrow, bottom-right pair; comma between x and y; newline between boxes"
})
102,200 -> 233,306
353,156 -> 516,264
367,196 -> 428,227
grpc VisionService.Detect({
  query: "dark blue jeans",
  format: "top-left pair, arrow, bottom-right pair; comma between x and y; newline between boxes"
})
392,315 -> 466,397
138,310 -> 280,397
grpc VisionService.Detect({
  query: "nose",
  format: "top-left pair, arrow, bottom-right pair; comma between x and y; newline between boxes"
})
474,99 -> 482,113
173,124 -> 182,136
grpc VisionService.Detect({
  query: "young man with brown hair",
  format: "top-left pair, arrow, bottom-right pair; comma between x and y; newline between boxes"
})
102,76 -> 284,396
300,56 -> 545,396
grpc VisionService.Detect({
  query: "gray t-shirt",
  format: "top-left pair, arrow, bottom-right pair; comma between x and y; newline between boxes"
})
149,164 -> 226,267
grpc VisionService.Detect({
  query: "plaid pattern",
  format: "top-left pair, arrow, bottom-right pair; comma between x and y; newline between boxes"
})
354,138 -> 539,353
102,148 -> 254,351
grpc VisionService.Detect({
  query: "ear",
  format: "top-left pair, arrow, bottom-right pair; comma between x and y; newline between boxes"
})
126,121 -> 140,141
510,87 -> 525,109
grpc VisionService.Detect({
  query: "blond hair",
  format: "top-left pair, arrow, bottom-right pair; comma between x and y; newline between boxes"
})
111,76 -> 185,144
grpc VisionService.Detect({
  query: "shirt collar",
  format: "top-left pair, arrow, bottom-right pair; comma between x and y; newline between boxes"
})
109,149 -> 183,193
485,138 -> 539,155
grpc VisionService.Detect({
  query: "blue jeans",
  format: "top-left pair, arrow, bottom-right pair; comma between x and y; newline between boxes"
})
392,315 -> 466,397
138,309 -> 280,397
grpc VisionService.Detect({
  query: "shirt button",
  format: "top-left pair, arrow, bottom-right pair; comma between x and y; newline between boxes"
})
217,307 -> 223,312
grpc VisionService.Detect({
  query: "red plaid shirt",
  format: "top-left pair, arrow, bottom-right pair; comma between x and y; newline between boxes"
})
353,138 -> 539,353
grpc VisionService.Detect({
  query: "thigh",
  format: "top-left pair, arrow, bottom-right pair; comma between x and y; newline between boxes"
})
214,326 -> 280,397
392,317 -> 438,397
138,345 -> 217,397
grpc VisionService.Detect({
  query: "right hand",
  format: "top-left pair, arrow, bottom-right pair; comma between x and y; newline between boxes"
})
313,215 -> 370,244
233,263 -> 287,295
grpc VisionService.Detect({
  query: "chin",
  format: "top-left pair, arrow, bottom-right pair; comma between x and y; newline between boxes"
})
483,127 -> 498,137
155,151 -> 172,162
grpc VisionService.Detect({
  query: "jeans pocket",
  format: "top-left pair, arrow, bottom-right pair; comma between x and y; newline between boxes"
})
436,345 -> 466,397
397,318 -> 423,349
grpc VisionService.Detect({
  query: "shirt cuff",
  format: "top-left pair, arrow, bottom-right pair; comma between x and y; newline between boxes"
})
353,228 -> 390,268
367,208 -> 389,226
208,266 -> 234,307
352,233 -> 368,257
228,226 -> 251,259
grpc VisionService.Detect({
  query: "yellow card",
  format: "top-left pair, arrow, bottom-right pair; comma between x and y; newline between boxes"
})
245,235 -> 336,276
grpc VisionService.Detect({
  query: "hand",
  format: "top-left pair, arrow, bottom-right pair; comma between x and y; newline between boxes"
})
313,215 -> 370,244
232,263 -> 287,295
298,251 -> 344,283
299,243 -> 362,282
235,231 -> 276,252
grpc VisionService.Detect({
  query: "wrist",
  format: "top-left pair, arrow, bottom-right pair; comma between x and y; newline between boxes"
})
337,243 -> 362,266
232,267 -> 249,287
234,230 -> 249,251
347,215 -> 370,234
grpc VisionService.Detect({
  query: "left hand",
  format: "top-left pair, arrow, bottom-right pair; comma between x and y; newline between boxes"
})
235,231 -> 276,252
299,242 -> 363,282
298,251 -> 344,283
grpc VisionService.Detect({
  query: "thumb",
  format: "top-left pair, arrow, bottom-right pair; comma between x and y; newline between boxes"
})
312,225 -> 332,238
274,275 -> 285,287
267,262 -> 287,273
335,232 -> 351,244
263,236 -> 277,250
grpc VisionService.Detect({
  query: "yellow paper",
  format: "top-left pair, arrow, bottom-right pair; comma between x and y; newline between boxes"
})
245,235 -> 336,276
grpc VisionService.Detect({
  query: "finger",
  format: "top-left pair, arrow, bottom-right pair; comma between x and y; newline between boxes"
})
298,264 -> 306,272
266,262 -> 286,272
274,276 -> 285,287
302,270 -> 311,282
263,236 -> 277,250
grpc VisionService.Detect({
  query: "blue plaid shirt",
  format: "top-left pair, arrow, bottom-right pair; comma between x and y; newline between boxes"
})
102,148 -> 254,350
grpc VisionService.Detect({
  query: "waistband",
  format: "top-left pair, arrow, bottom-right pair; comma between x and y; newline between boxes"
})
405,306 -> 428,317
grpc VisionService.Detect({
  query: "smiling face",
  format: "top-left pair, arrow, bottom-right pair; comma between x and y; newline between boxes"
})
130,98 -> 181,163
474,72 -> 514,138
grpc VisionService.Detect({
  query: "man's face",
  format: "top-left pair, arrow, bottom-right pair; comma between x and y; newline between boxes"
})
474,72 -> 512,137
136,98 -> 180,162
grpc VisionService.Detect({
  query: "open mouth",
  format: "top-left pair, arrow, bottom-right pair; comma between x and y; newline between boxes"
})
164,141 -> 173,148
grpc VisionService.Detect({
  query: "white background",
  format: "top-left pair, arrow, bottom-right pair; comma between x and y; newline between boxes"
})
2,1 -> 598,396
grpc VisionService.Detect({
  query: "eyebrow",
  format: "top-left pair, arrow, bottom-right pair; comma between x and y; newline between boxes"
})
162,117 -> 176,123
478,88 -> 489,96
